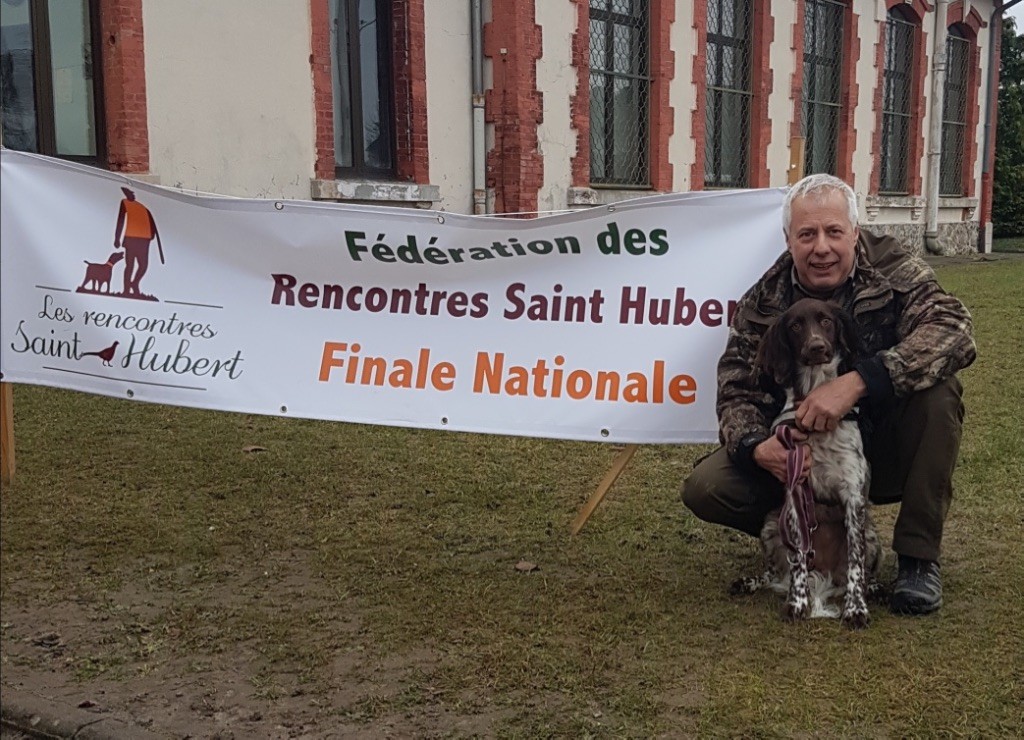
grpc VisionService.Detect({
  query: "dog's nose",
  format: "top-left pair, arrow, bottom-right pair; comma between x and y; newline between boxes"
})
804,338 -> 831,364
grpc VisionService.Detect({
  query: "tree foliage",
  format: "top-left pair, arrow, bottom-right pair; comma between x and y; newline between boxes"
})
994,16 -> 1024,237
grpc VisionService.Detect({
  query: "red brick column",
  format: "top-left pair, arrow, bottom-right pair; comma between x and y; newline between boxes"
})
788,0 -> 806,158
569,0 -> 590,187
99,0 -> 149,173
690,0 -> 709,190
484,1 -> 543,215
309,0 -> 334,180
649,0 -> 675,191
748,0 -> 774,188
979,12 -> 1000,228
836,2 -> 860,186
392,0 -> 430,183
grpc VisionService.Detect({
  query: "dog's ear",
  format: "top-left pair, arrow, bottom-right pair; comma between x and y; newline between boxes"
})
755,314 -> 792,388
831,304 -> 863,364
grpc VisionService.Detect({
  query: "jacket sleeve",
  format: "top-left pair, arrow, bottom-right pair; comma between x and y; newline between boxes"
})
716,292 -> 780,463
874,266 -> 977,397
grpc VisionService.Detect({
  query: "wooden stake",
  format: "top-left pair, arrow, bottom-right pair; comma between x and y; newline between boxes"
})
1,382 -> 14,485
571,443 -> 638,535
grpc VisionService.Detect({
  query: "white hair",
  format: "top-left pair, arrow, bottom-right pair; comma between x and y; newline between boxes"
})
783,174 -> 859,235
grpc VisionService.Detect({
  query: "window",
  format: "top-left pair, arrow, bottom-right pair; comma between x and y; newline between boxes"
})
330,0 -> 394,177
940,25 -> 970,196
802,0 -> 844,176
705,0 -> 752,188
880,6 -> 916,195
589,0 -> 650,187
0,0 -> 105,164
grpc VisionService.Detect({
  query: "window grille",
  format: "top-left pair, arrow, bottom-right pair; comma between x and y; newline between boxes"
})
589,0 -> 650,187
802,0 -> 844,176
330,0 -> 394,176
705,0 -> 752,188
940,27 -> 970,196
880,8 -> 916,195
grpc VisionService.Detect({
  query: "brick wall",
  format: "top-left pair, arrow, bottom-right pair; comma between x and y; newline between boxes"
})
649,0 -> 676,191
568,0 -> 590,188
484,0 -> 544,215
980,8 -> 1001,227
391,0 -> 430,183
99,0 -> 149,173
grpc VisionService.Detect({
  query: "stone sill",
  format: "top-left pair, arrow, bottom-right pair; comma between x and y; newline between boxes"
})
567,186 -> 666,208
311,178 -> 440,208
864,194 -> 978,222
937,196 -> 979,209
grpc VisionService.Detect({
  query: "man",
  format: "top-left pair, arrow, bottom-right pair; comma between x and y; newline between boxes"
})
682,173 -> 976,616
113,186 -> 164,296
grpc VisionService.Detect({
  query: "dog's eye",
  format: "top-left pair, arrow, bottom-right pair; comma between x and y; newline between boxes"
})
820,318 -> 833,327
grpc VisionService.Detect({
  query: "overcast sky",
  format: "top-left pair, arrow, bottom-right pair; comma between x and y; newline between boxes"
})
1009,3 -> 1024,29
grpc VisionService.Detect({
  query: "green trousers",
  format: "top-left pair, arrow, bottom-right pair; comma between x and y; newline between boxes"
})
681,377 -> 964,562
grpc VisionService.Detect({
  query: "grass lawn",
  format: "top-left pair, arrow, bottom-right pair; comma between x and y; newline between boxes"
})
1,260 -> 1022,737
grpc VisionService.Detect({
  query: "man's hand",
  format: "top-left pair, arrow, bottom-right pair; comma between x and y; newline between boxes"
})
754,430 -> 811,484
114,240 -> 121,249
795,371 -> 866,433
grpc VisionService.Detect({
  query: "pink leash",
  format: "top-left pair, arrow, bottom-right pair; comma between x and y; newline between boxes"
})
776,424 -> 817,562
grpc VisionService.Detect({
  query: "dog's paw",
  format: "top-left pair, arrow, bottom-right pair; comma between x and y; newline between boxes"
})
865,580 -> 889,605
841,607 -> 870,630
729,576 -> 757,595
782,599 -> 811,622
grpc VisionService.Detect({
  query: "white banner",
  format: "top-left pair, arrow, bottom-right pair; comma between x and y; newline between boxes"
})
0,150 -> 784,443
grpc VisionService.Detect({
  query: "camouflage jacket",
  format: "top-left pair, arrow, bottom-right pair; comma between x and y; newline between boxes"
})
718,230 -> 977,463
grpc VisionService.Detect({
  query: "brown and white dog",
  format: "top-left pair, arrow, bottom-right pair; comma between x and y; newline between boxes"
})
732,298 -> 881,629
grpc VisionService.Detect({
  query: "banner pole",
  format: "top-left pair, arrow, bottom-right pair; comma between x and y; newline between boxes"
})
570,443 -> 638,535
1,382 -> 14,485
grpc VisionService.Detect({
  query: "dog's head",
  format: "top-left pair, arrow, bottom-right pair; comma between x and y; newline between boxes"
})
755,298 -> 860,388
107,252 -> 126,265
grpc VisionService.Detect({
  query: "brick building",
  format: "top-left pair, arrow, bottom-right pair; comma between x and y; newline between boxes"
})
0,0 -> 1012,253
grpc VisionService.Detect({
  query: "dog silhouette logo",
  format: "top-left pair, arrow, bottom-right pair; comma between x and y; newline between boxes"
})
77,187 -> 166,301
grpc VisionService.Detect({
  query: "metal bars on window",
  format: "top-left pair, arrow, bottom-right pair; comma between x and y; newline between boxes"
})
880,9 -> 916,195
940,27 -> 970,196
589,0 -> 650,187
704,0 -> 752,188
802,0 -> 844,176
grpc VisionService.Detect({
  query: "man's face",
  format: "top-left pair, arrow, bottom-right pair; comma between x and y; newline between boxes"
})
786,190 -> 859,293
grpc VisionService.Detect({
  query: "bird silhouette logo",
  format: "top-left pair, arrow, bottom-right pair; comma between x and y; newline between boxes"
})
79,341 -> 119,366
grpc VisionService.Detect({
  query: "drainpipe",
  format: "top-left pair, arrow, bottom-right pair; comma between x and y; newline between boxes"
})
925,0 -> 952,255
471,0 -> 488,214
980,1 -> 1022,251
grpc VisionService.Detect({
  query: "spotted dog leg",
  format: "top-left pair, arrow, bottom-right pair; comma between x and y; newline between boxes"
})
784,552 -> 811,621
841,500 -> 870,630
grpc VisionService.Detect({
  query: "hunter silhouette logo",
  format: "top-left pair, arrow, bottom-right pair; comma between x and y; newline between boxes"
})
76,187 -> 165,301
